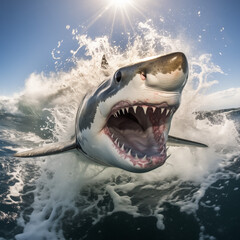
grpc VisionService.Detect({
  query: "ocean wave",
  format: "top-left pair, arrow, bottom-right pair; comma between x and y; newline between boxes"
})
0,20 -> 239,240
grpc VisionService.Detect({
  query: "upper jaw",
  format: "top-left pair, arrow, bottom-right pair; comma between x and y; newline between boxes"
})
105,100 -> 178,123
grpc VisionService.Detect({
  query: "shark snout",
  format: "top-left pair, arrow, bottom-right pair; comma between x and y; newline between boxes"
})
140,52 -> 188,92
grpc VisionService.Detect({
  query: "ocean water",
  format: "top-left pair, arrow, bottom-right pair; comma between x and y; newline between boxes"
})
0,22 -> 240,240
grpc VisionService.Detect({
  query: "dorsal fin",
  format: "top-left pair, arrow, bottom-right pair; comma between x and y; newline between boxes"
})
101,54 -> 108,69
14,140 -> 77,158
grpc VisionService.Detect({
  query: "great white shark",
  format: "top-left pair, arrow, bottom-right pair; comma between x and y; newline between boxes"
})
14,52 -> 207,173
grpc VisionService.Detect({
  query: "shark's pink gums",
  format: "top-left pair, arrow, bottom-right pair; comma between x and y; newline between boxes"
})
103,103 -> 174,170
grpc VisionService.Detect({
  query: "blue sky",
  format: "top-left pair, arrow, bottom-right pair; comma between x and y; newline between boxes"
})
1,0 -> 239,96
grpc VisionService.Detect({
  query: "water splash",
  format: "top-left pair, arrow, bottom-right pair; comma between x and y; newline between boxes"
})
0,20 -> 239,239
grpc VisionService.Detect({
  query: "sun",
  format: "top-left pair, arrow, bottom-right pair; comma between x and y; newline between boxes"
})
111,0 -> 132,8
106,0 -> 146,36
84,0 -> 146,38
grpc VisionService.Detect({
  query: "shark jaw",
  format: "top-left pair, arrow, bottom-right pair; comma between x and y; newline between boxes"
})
103,100 -> 177,171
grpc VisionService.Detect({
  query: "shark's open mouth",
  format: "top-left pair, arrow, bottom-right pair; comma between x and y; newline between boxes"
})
104,101 -> 176,169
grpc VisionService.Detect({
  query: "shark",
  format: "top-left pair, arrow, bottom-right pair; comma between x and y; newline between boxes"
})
14,52 -> 207,173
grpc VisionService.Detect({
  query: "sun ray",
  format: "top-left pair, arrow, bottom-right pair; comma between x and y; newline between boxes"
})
128,2 -> 148,20
80,0 -> 146,38
122,7 -> 136,34
110,7 -> 117,39
85,3 -> 112,31
110,0 -> 146,34
119,7 -> 128,34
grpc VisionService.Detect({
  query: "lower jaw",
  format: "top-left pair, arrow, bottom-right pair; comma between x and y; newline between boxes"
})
116,144 -> 167,170
103,128 -> 167,170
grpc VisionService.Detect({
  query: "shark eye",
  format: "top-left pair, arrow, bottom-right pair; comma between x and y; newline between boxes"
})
115,71 -> 122,83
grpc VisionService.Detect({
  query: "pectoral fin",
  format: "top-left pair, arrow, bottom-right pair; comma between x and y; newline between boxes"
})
167,135 -> 208,148
14,140 -> 77,158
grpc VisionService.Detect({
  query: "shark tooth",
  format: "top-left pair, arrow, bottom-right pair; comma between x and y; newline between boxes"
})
160,148 -> 165,155
133,106 -> 137,113
170,108 -> 175,116
143,106 -> 147,114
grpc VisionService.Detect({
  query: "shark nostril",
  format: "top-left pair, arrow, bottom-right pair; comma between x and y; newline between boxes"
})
140,71 -> 147,81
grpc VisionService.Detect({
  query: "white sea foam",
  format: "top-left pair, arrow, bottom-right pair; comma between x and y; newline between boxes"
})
1,20 -> 239,239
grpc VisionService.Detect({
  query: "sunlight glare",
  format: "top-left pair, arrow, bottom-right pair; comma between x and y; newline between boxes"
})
83,0 -> 146,38
111,0 -> 132,8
